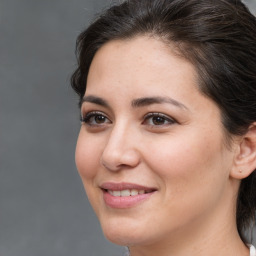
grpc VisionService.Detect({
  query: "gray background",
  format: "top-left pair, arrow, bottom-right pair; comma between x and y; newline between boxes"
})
1,1 -> 256,256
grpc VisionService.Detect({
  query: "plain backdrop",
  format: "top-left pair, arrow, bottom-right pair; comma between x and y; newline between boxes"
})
1,0 -> 256,255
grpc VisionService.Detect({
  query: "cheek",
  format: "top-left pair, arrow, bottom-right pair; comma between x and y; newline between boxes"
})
146,131 -> 226,199
142,133 -> 230,230
75,129 -> 104,215
75,129 -> 102,180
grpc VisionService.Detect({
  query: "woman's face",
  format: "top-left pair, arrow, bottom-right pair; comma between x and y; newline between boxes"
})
76,36 -> 237,246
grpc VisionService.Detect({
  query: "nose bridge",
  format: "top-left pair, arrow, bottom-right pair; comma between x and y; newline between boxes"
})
101,120 -> 140,171
108,122 -> 130,149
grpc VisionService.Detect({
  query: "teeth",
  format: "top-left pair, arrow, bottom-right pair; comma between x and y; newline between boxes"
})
108,189 -> 148,197
120,189 -> 130,197
112,191 -> 121,196
131,189 -> 139,196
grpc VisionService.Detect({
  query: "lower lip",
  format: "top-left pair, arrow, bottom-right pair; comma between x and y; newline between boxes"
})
103,190 -> 155,209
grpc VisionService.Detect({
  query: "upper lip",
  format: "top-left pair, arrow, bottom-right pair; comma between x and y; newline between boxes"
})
100,182 -> 157,192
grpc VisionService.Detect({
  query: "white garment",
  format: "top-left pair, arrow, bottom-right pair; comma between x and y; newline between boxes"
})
250,244 -> 256,256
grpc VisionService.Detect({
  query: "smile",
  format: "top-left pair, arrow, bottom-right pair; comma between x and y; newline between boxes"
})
100,182 -> 157,208
107,189 -> 153,197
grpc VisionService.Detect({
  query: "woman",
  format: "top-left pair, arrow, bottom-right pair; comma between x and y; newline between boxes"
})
71,0 -> 256,255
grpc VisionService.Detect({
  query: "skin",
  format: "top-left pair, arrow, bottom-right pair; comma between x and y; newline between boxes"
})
75,36 -> 250,256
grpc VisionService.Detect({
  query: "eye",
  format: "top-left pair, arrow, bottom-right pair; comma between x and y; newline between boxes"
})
143,113 -> 176,126
80,111 -> 111,126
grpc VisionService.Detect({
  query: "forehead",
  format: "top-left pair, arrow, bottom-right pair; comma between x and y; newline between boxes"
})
86,36 -> 199,97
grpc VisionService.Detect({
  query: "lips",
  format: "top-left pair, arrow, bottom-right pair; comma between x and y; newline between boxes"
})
101,182 -> 156,190
100,182 -> 157,208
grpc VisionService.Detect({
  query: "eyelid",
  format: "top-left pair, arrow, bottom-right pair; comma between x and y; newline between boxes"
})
80,110 -> 101,120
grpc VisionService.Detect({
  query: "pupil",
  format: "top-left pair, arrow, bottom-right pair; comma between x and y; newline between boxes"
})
153,116 -> 164,125
95,115 -> 105,123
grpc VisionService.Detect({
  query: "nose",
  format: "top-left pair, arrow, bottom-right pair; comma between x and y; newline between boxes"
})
100,125 -> 141,171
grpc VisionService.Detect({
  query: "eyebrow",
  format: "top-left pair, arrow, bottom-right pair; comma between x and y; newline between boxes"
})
81,95 -> 110,108
131,96 -> 188,110
81,95 -> 188,110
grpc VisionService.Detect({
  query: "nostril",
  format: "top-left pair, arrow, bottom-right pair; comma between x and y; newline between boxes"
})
100,157 -> 121,171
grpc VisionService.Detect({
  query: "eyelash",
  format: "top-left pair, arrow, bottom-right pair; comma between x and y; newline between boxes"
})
80,111 -> 177,128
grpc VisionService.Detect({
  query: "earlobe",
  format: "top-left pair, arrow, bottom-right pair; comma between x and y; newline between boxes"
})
230,123 -> 256,179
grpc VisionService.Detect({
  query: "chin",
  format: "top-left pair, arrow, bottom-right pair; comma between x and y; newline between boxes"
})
104,232 -> 133,246
100,217 -> 148,246
102,226 -> 136,246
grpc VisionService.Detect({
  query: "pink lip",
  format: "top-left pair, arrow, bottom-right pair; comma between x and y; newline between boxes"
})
100,182 -> 157,209
100,182 -> 156,191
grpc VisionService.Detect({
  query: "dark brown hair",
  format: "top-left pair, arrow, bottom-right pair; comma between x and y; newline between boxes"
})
71,0 -> 256,242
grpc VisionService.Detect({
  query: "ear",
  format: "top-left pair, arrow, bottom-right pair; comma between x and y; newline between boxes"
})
230,122 -> 256,179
